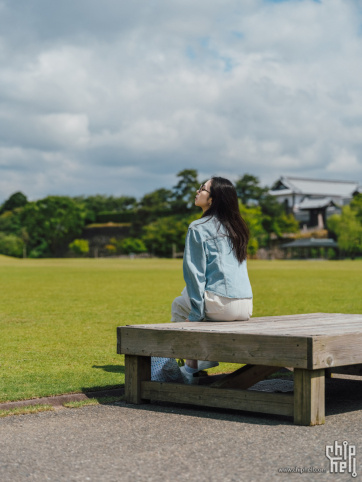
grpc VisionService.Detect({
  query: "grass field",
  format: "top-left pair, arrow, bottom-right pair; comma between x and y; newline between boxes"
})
1,255 -> 361,403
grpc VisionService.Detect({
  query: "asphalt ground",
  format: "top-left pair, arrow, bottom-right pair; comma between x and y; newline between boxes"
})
0,376 -> 361,482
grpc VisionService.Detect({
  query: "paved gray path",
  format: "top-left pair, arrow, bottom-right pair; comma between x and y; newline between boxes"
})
0,377 -> 361,482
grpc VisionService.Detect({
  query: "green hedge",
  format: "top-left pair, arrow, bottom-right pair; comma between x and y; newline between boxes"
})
96,211 -> 135,223
96,209 -> 173,224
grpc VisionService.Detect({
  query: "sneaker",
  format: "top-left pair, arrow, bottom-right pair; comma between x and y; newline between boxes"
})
180,365 -> 200,385
197,361 -> 219,371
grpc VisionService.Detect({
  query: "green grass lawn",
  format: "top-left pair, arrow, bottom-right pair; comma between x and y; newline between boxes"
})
1,255 -> 361,403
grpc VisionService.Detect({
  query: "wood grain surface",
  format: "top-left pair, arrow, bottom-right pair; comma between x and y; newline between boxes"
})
121,328 -> 309,367
122,313 -> 362,335
141,381 -> 294,417
119,313 -> 362,369
125,355 -> 151,404
294,368 -> 325,426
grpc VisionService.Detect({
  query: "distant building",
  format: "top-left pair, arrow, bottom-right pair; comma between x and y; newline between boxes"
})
269,176 -> 361,229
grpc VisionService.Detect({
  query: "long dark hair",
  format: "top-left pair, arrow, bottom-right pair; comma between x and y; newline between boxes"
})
202,177 -> 249,263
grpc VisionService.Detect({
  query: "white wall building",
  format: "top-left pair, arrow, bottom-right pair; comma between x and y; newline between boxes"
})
269,176 -> 361,228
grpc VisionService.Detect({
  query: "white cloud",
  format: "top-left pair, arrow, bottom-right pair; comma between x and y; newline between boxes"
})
327,148 -> 362,173
0,0 -> 362,201
38,114 -> 90,148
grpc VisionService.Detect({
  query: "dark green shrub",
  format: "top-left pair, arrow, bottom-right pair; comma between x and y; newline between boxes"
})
28,240 -> 51,258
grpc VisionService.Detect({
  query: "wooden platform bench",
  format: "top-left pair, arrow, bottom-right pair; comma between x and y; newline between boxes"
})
117,313 -> 362,426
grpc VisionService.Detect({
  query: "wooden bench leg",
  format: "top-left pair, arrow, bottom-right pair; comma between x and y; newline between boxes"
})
125,355 -> 151,404
294,368 -> 325,426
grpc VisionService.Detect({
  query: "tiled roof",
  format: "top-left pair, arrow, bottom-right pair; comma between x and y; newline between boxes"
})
297,197 -> 337,210
272,176 -> 359,197
269,188 -> 294,196
281,238 -> 338,249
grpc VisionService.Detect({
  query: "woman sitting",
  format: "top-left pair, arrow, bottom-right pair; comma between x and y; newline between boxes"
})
171,176 -> 253,384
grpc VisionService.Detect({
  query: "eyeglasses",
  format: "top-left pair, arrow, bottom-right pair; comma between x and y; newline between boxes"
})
198,184 -> 210,193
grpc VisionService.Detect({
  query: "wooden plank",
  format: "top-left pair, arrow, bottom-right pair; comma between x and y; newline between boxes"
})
118,314 -> 362,337
210,364 -> 282,390
117,326 -> 122,355
220,319 -> 362,331
141,381 -> 294,417
134,314 -> 346,328
258,321 -> 362,332
124,314 -> 362,332
326,363 -> 362,377
311,334 -> 362,369
181,327 -> 362,335
120,327 -> 310,368
294,369 -> 325,426
125,355 -> 151,404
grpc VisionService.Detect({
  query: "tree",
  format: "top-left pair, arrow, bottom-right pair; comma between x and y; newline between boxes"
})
0,209 -> 23,235
239,196 -> 299,256
259,194 -> 299,238
73,195 -> 137,224
276,212 -> 300,235
128,170 -> 199,237
0,192 -> 28,214
20,196 -> 87,257
235,175 -> 267,205
142,214 -> 197,257
247,238 -> 259,257
327,206 -> 362,259
138,188 -> 173,211
172,169 -> 199,213
74,194 -> 137,213
351,193 -> 362,223
0,233 -> 23,257
239,202 -> 267,254
239,203 -> 266,240
130,188 -> 174,237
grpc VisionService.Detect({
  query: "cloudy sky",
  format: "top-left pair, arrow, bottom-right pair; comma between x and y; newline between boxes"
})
1,0 -> 362,201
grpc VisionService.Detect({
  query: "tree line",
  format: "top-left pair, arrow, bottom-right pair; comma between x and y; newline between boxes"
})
2,169 -> 360,259
327,196 -> 362,259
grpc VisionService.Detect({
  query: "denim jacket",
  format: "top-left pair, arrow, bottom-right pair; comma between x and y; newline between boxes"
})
183,216 -> 253,321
